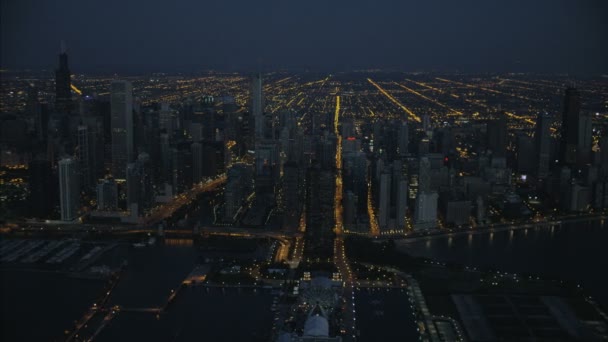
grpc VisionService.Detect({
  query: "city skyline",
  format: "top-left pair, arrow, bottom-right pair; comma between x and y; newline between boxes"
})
1,2 -> 608,341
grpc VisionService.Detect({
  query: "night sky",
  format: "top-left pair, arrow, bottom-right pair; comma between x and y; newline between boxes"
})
2,0 -> 607,73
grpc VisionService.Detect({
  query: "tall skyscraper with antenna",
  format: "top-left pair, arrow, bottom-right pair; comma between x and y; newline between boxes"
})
55,41 -> 72,113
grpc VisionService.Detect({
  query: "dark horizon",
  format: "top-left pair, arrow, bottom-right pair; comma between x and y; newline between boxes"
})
2,0 -> 607,74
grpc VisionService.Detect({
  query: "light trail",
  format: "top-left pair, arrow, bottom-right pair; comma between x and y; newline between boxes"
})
393,82 -> 463,115
403,78 -> 452,96
367,180 -> 379,237
419,77 -> 538,126
70,84 -> 82,95
334,95 -> 343,235
367,78 -> 421,122
435,77 -> 534,101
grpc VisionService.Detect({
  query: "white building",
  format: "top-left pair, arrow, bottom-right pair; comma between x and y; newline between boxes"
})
414,191 -> 438,229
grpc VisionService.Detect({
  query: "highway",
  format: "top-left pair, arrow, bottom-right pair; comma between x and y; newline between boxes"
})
331,93 -> 358,341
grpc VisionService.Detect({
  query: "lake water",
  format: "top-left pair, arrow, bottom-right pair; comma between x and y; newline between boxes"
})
398,219 -> 608,310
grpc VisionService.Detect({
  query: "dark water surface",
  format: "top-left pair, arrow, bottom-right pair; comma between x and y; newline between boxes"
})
398,220 -> 608,309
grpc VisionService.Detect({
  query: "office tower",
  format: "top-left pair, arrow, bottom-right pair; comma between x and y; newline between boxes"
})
396,178 -> 408,229
191,142 -> 203,184
422,114 -> 431,132
224,171 -> 242,222
414,157 -> 437,228
418,157 -> 431,193
378,172 -> 391,229
76,125 -> 96,190
27,85 -> 48,143
535,112 -> 552,179
442,197 -> 471,226
96,178 -> 118,211
251,73 -> 264,139
197,107 -> 216,141
111,80 -> 134,179
306,163 -> 335,243
487,114 -> 507,158
159,103 -> 175,135
577,114 -> 593,165
560,88 -> 592,165
201,141 -> 224,177
418,137 -> 430,156
189,123 -> 203,142
160,132 -> 172,182
58,158 -> 80,221
414,192 -> 438,229
28,159 -> 55,218
560,88 -> 580,151
255,141 -> 280,193
127,153 -> 153,216
344,191 -> 358,227
224,163 -> 253,222
55,41 -> 72,113
281,161 -> 302,230
343,151 -> 367,201
172,145 -> 193,194
398,120 -> 409,157
600,136 -> 608,180
516,135 -> 534,174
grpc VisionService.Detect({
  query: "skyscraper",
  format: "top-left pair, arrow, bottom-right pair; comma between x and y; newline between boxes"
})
111,80 -> 134,179
188,143 -> 200,182
77,125 -> 95,190
55,41 -> 72,113
126,153 -> 153,217
398,120 -> 409,157
396,178 -> 408,229
414,192 -> 438,229
251,73 -> 264,139
378,172 -> 391,229
281,161 -> 302,230
559,88 -> 591,165
535,112 -> 552,179
414,157 -> 437,229
58,158 -> 80,221
487,114 -> 507,158
418,157 -> 431,193
96,178 -> 118,211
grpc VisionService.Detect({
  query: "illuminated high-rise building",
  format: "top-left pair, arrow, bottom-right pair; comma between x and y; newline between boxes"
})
110,80 -> 134,179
